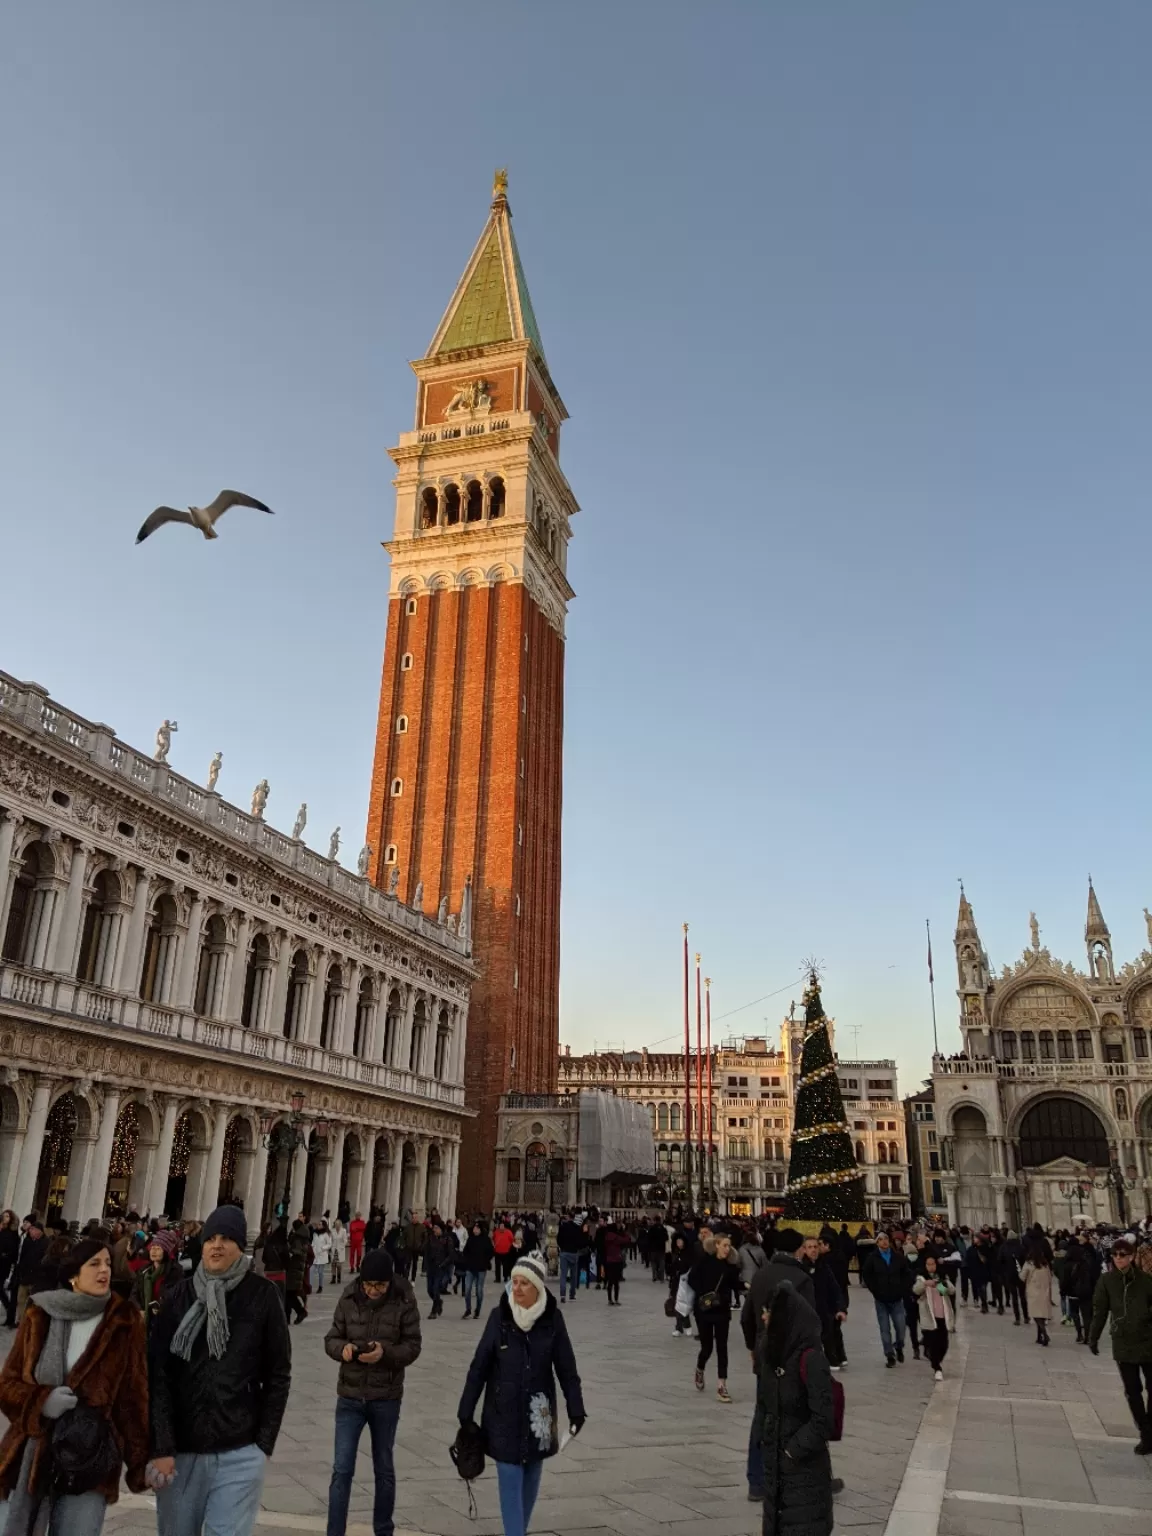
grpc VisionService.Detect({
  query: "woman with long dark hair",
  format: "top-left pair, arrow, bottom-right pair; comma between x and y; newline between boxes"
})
912,1254 -> 955,1380
0,1239 -> 149,1534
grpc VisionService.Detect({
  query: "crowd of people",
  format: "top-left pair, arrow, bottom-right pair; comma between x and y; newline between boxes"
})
2,1198 -> 1152,1536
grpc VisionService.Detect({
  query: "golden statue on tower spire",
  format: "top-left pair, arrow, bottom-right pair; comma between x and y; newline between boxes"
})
492,167 -> 508,199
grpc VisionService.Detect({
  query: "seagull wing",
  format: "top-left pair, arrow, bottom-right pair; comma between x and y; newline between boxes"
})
204,489 -> 274,525
136,506 -> 195,544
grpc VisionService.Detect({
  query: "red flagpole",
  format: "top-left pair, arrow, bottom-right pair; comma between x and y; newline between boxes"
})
682,924 -> 692,1209
705,976 -> 713,1205
695,953 -> 704,1211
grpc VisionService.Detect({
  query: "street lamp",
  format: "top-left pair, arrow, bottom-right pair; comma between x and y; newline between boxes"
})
1085,1161 -> 1139,1227
260,1092 -> 329,1220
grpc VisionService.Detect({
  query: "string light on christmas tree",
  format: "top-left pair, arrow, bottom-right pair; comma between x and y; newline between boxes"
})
783,967 -> 866,1223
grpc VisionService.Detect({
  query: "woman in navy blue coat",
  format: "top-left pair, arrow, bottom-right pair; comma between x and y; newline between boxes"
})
458,1251 -> 586,1536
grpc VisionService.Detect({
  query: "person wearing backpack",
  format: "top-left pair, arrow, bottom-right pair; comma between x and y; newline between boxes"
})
457,1252 -> 585,1536
753,1280 -> 836,1536
0,1237 -> 150,1534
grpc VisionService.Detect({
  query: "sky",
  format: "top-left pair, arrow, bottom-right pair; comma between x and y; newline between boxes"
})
2,3 -> 1150,1098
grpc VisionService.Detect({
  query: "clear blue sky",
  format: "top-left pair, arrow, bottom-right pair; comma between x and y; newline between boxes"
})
3,4 -> 1150,1097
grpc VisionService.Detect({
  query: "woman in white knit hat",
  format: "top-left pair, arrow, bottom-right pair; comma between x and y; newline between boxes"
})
458,1251 -> 586,1536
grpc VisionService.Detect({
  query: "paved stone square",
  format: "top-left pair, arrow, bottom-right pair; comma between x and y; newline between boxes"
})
9,1273 -> 1152,1536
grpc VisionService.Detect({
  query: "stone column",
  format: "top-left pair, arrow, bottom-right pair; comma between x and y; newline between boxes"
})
226,914 -> 252,1024
93,907 -> 125,991
199,1104 -> 230,1217
146,1097 -> 181,1218
339,962 -> 360,1056
413,1138 -> 431,1220
362,976 -> 381,1063
385,1141 -> 405,1221
174,896 -> 205,1009
323,1124 -> 347,1217
397,989 -> 417,1075
27,882 -> 62,971
52,843 -> 91,975
289,1127 -> 312,1219
244,1138 -> 270,1239
79,1087 -> 121,1224
11,1076 -> 55,1218
112,870 -> 152,995
353,1135 -> 375,1217
61,1127 -> 98,1227
267,933 -> 293,1035
0,812 -> 24,942
306,951 -> 327,1046
444,1141 -> 460,1217
452,1007 -> 468,1084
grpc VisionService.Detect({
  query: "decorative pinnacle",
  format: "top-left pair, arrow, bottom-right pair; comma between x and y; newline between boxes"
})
493,167 -> 508,200
695,952 -> 701,965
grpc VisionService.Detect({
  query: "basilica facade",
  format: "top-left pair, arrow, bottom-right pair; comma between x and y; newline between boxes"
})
0,671 -> 474,1238
934,886 -> 1152,1231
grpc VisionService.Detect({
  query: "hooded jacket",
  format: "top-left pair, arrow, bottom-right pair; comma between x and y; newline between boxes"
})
753,1284 -> 836,1536
458,1290 -> 585,1465
324,1275 -> 422,1401
742,1253 -> 817,1355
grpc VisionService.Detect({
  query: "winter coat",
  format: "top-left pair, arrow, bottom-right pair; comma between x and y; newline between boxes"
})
0,1292 -> 149,1506
14,1234 -> 48,1288
753,1291 -> 835,1536
740,1243 -> 768,1286
913,1274 -> 956,1333
861,1247 -> 913,1305
1062,1243 -> 1101,1300
262,1225 -> 289,1276
493,1226 -> 516,1257
1089,1265 -> 1152,1363
463,1232 -> 494,1274
149,1270 -> 292,1457
742,1254 -> 818,1355
324,1276 -> 422,1401
647,1222 -> 668,1254
330,1226 -> 349,1263
312,1231 -> 332,1266
809,1256 -> 847,1325
603,1229 -> 628,1267
557,1220 -> 583,1255
687,1253 -> 736,1316
426,1232 -> 456,1276
133,1258 -> 177,1327
349,1218 -> 366,1251
1020,1262 -> 1056,1321
458,1291 -> 585,1465
963,1245 -> 995,1284
286,1223 -> 312,1291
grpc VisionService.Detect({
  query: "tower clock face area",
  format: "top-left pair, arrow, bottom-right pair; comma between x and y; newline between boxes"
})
365,178 -> 578,1211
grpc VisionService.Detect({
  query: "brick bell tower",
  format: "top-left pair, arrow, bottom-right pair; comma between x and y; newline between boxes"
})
366,171 -> 577,1213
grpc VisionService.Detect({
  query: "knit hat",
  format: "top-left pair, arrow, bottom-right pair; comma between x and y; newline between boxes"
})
510,1250 -> 548,1295
148,1230 -> 179,1259
360,1250 -> 395,1284
201,1205 -> 248,1250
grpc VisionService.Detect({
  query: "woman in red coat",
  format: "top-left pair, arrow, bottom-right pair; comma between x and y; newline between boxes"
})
0,1237 -> 149,1534
602,1223 -> 628,1307
348,1213 -> 367,1274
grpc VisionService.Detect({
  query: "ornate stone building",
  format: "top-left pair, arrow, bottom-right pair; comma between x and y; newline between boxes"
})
934,886 -> 1152,1230
0,672 -> 474,1237
365,173 -> 576,1211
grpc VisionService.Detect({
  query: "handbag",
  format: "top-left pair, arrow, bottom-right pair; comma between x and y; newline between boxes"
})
674,1276 -> 695,1318
51,1404 -> 121,1495
449,1418 -> 486,1517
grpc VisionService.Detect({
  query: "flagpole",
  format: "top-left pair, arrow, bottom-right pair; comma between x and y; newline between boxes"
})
927,917 -> 939,1056
704,977 -> 714,1207
683,925 -> 692,1211
695,954 -> 704,1212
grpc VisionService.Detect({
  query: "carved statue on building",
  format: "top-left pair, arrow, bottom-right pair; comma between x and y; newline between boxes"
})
1029,912 -> 1041,951
154,719 -> 178,762
387,866 -> 400,896
206,751 -> 222,792
292,803 -> 307,840
1145,907 -> 1152,946
328,827 -> 341,861
250,779 -> 270,820
437,897 -> 448,925
444,378 -> 491,417
413,881 -> 424,910
357,842 -> 372,877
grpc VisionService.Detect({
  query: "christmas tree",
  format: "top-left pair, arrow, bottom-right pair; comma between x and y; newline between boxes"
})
783,970 -> 867,1223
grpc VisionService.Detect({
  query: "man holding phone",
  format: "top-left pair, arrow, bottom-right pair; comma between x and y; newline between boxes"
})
324,1249 -> 422,1536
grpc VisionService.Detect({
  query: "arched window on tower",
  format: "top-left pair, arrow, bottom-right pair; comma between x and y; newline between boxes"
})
855,1140 -> 867,1164
889,1141 -> 900,1162
488,476 -> 505,519
443,484 -> 461,526
465,480 -> 484,522
420,488 -> 438,530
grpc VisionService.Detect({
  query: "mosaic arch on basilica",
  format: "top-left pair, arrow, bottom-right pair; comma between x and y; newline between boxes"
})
933,882 -> 1152,1231
0,670 -> 475,1237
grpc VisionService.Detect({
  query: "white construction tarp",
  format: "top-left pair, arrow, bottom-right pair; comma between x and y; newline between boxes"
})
578,1091 -> 655,1182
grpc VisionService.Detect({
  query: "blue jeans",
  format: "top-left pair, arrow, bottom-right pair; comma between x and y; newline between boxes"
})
559,1252 -> 579,1299
311,1262 -> 327,1292
156,1443 -> 266,1536
495,1459 -> 544,1536
874,1296 -> 907,1358
464,1270 -> 486,1313
0,1490 -> 106,1536
327,1396 -> 400,1536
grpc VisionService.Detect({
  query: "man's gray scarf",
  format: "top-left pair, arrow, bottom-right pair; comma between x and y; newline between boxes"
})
170,1255 -> 249,1362
4,1288 -> 109,1536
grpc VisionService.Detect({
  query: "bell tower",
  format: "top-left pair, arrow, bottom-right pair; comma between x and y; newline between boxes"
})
955,886 -> 993,1056
366,173 -> 577,1212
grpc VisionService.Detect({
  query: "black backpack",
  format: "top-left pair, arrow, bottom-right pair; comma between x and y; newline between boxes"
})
450,1418 -> 486,1481
51,1404 -> 120,1495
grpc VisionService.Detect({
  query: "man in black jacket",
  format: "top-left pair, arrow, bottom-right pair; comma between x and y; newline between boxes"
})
13,1215 -> 48,1323
861,1230 -> 914,1366
148,1204 -> 291,1536
647,1217 -> 669,1283
557,1213 -> 583,1302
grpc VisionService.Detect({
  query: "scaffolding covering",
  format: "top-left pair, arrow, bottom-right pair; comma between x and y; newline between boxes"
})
578,1091 -> 655,1183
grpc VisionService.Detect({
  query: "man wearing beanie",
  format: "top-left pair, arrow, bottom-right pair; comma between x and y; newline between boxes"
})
325,1246 -> 422,1536
147,1203 -> 292,1536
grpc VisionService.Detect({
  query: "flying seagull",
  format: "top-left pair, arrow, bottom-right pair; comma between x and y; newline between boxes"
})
135,489 -> 273,544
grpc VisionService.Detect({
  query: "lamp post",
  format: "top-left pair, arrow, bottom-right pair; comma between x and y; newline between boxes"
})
1085,1161 -> 1138,1227
260,1092 -> 329,1221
